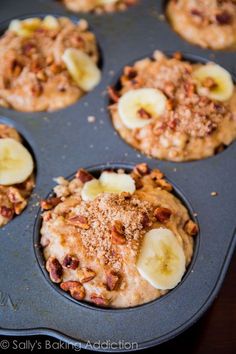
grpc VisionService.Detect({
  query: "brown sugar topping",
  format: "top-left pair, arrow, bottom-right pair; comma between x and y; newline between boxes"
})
70,193 -> 153,270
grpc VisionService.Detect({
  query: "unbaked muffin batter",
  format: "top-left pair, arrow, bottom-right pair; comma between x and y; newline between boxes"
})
109,51 -> 236,161
0,16 -> 100,111
40,164 -> 198,308
0,124 -> 35,227
167,0 -> 236,50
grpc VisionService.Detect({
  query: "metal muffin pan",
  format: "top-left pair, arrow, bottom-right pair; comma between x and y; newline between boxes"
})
0,0 -> 235,351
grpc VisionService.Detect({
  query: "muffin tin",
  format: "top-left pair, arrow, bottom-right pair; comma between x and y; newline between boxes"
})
0,0 -> 235,351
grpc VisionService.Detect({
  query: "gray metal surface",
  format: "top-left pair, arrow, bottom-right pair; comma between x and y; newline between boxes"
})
0,0 -> 235,351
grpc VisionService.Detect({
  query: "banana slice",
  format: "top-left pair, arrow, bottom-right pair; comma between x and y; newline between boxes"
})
193,63 -> 234,102
99,171 -> 136,193
137,228 -> 186,290
8,18 -> 42,37
0,138 -> 34,185
118,88 -> 167,129
81,171 -> 136,201
42,16 -> 59,30
81,179 -> 102,202
62,48 -> 101,92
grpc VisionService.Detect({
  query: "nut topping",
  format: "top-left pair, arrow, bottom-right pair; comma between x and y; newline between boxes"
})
156,179 -> 173,192
184,220 -> 198,236
106,270 -> 120,291
67,215 -> 90,229
150,169 -> 164,181
62,255 -> 79,270
46,257 -> 63,283
154,207 -> 172,223
137,108 -> 152,120
133,163 -> 149,176
40,197 -> 61,210
60,281 -> 85,300
111,221 -> 126,245
79,268 -> 96,283
0,206 -> 13,219
90,294 -> 109,307
76,168 -> 94,183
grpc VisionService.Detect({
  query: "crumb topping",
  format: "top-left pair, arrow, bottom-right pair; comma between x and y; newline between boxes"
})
118,53 -> 232,138
66,193 -> 153,270
0,17 -> 99,111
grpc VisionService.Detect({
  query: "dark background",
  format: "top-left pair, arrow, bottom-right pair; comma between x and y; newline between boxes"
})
1,254 -> 235,354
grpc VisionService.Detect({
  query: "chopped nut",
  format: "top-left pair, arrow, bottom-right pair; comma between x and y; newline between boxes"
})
7,187 -> 27,214
40,197 -> 61,210
67,215 -> 90,229
154,207 -> 172,222
211,191 -> 218,197
156,179 -> 173,191
106,270 -> 120,291
76,168 -> 94,183
111,221 -> 126,245
90,294 -> 109,307
173,51 -> 182,60
150,169 -> 164,180
124,66 -> 137,79
7,187 -> 24,204
14,200 -> 27,215
202,77 -> 218,90
62,255 -> 79,270
131,173 -> 143,189
108,86 -> 120,103
46,257 -> 63,283
184,220 -> 198,236
79,268 -> 96,283
60,281 -> 85,300
133,163 -> 149,176
141,213 -> 150,228
137,108 -> 152,120
215,11 -> 232,25
0,206 -> 14,219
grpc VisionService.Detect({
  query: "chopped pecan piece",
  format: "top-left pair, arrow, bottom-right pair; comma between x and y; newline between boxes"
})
156,179 -> 173,192
40,197 -> 61,210
184,220 -> 198,236
215,11 -> 232,25
108,86 -> 120,103
90,294 -> 109,307
60,281 -> 85,300
7,187 -> 27,214
0,206 -> 14,219
124,66 -> 137,79
133,163 -> 149,176
131,173 -> 143,189
202,77 -> 218,90
141,213 -> 150,228
14,200 -> 27,215
62,255 -> 79,270
79,268 -> 96,283
154,207 -> 172,223
67,215 -> 90,229
111,221 -> 126,245
137,108 -> 152,120
76,168 -> 94,183
46,257 -> 63,283
150,169 -> 164,181
106,270 -> 120,291
173,51 -> 182,60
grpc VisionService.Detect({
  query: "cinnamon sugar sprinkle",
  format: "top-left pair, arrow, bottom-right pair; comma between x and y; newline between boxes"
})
70,193 -> 153,270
